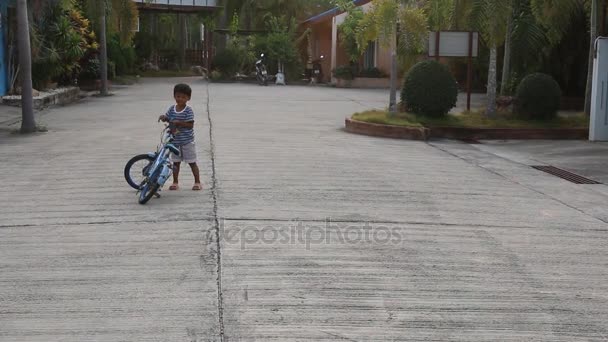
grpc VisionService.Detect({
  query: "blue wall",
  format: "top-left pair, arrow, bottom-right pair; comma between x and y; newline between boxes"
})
0,1 -> 7,96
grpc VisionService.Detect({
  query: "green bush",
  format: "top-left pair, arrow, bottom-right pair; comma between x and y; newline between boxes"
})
210,70 -> 223,81
31,3 -> 92,89
515,73 -> 562,120
333,65 -> 355,80
211,48 -> 240,78
79,58 -> 100,81
108,35 -> 136,76
401,60 -> 458,117
358,67 -> 385,78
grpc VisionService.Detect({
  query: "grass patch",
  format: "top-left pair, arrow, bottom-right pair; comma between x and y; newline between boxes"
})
352,111 -> 423,127
352,110 -> 589,129
139,70 -> 199,78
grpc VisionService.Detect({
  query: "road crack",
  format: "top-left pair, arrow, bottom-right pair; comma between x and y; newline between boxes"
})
205,82 -> 225,341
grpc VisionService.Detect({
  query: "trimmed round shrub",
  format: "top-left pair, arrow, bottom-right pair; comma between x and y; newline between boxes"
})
401,60 -> 458,117
515,73 -> 562,120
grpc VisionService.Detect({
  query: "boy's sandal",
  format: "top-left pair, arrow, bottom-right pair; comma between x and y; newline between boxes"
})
169,184 -> 179,190
192,183 -> 203,191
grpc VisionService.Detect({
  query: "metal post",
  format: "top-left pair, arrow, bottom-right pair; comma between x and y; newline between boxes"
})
434,31 -> 440,61
467,31 -> 473,112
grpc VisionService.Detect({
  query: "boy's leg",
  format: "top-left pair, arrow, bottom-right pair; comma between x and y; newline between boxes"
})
181,142 -> 202,190
170,162 -> 181,190
189,163 -> 202,190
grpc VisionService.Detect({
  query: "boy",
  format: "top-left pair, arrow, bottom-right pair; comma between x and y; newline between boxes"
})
158,84 -> 202,191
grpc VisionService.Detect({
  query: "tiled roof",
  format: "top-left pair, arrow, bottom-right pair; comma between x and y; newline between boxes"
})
302,0 -> 373,24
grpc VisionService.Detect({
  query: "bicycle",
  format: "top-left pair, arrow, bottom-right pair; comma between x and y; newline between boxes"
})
124,124 -> 180,204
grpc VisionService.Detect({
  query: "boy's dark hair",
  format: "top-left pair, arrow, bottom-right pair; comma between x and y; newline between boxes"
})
174,83 -> 192,97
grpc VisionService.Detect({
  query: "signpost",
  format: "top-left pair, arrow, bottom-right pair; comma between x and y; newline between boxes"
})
429,31 -> 479,111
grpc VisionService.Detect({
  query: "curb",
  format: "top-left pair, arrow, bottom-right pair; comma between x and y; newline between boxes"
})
345,118 -> 589,141
345,118 -> 429,141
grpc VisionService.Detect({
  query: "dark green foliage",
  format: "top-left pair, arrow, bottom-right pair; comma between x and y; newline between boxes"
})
358,67 -> 385,78
336,3 -> 365,63
108,35 -> 136,76
79,58 -> 100,81
253,16 -> 301,80
211,48 -> 241,78
515,73 -> 562,120
31,2 -> 96,89
333,65 -> 355,80
401,60 -> 458,117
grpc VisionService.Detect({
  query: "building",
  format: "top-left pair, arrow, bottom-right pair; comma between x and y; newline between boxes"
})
133,0 -> 219,70
301,0 -> 395,86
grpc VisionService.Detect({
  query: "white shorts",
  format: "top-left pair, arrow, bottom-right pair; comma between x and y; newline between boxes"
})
171,142 -> 197,164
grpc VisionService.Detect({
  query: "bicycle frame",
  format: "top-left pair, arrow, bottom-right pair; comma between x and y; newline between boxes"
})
142,127 -> 180,190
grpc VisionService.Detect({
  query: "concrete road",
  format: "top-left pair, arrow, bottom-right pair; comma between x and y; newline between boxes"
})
1,79 -> 607,341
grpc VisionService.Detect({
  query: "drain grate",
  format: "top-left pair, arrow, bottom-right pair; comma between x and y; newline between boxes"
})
531,166 -> 602,184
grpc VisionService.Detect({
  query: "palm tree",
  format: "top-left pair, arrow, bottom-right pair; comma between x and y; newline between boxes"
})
354,0 -> 428,113
17,0 -> 36,133
98,0 -> 109,96
471,0 -> 512,117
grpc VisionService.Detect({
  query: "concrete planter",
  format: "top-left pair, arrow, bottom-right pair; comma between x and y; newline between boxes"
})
336,77 -> 402,89
345,118 -> 429,141
345,118 -> 589,141
1,87 -> 81,110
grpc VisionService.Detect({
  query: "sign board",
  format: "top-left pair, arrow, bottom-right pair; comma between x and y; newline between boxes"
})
428,31 -> 479,57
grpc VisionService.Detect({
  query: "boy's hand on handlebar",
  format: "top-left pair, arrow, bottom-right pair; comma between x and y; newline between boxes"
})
158,115 -> 168,122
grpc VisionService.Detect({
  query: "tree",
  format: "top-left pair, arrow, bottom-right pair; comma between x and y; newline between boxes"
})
335,1 -> 366,63
17,0 -> 35,133
471,0 -> 512,117
528,0 -> 600,115
98,0 -> 109,95
78,0 -> 138,95
354,0 -> 428,113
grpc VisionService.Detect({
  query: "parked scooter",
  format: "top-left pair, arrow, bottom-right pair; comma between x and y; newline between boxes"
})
311,55 -> 325,84
255,53 -> 268,86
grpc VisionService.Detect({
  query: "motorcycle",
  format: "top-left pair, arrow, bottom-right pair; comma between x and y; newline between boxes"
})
255,53 -> 268,86
124,124 -> 180,204
311,55 -> 325,84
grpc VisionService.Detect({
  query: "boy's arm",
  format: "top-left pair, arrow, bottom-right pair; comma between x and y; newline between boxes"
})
158,107 -> 173,122
172,121 -> 194,129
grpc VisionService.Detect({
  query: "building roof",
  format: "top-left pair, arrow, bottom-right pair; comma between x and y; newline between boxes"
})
133,0 -> 220,13
302,0 -> 373,25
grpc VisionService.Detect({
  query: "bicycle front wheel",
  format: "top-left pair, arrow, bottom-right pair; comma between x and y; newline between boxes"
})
138,182 -> 160,205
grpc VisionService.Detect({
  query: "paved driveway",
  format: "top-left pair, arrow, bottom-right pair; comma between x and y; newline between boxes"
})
1,79 -> 607,341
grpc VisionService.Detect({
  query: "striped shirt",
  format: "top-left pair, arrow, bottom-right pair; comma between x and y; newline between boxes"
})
166,105 -> 195,146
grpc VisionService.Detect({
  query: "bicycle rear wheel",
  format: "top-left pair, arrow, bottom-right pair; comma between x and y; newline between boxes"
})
125,154 -> 155,190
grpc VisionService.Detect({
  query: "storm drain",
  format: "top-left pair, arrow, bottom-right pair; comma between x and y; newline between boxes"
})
531,165 -> 602,184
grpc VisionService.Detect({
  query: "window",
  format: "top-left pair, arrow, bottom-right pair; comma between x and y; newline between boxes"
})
363,41 -> 376,69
